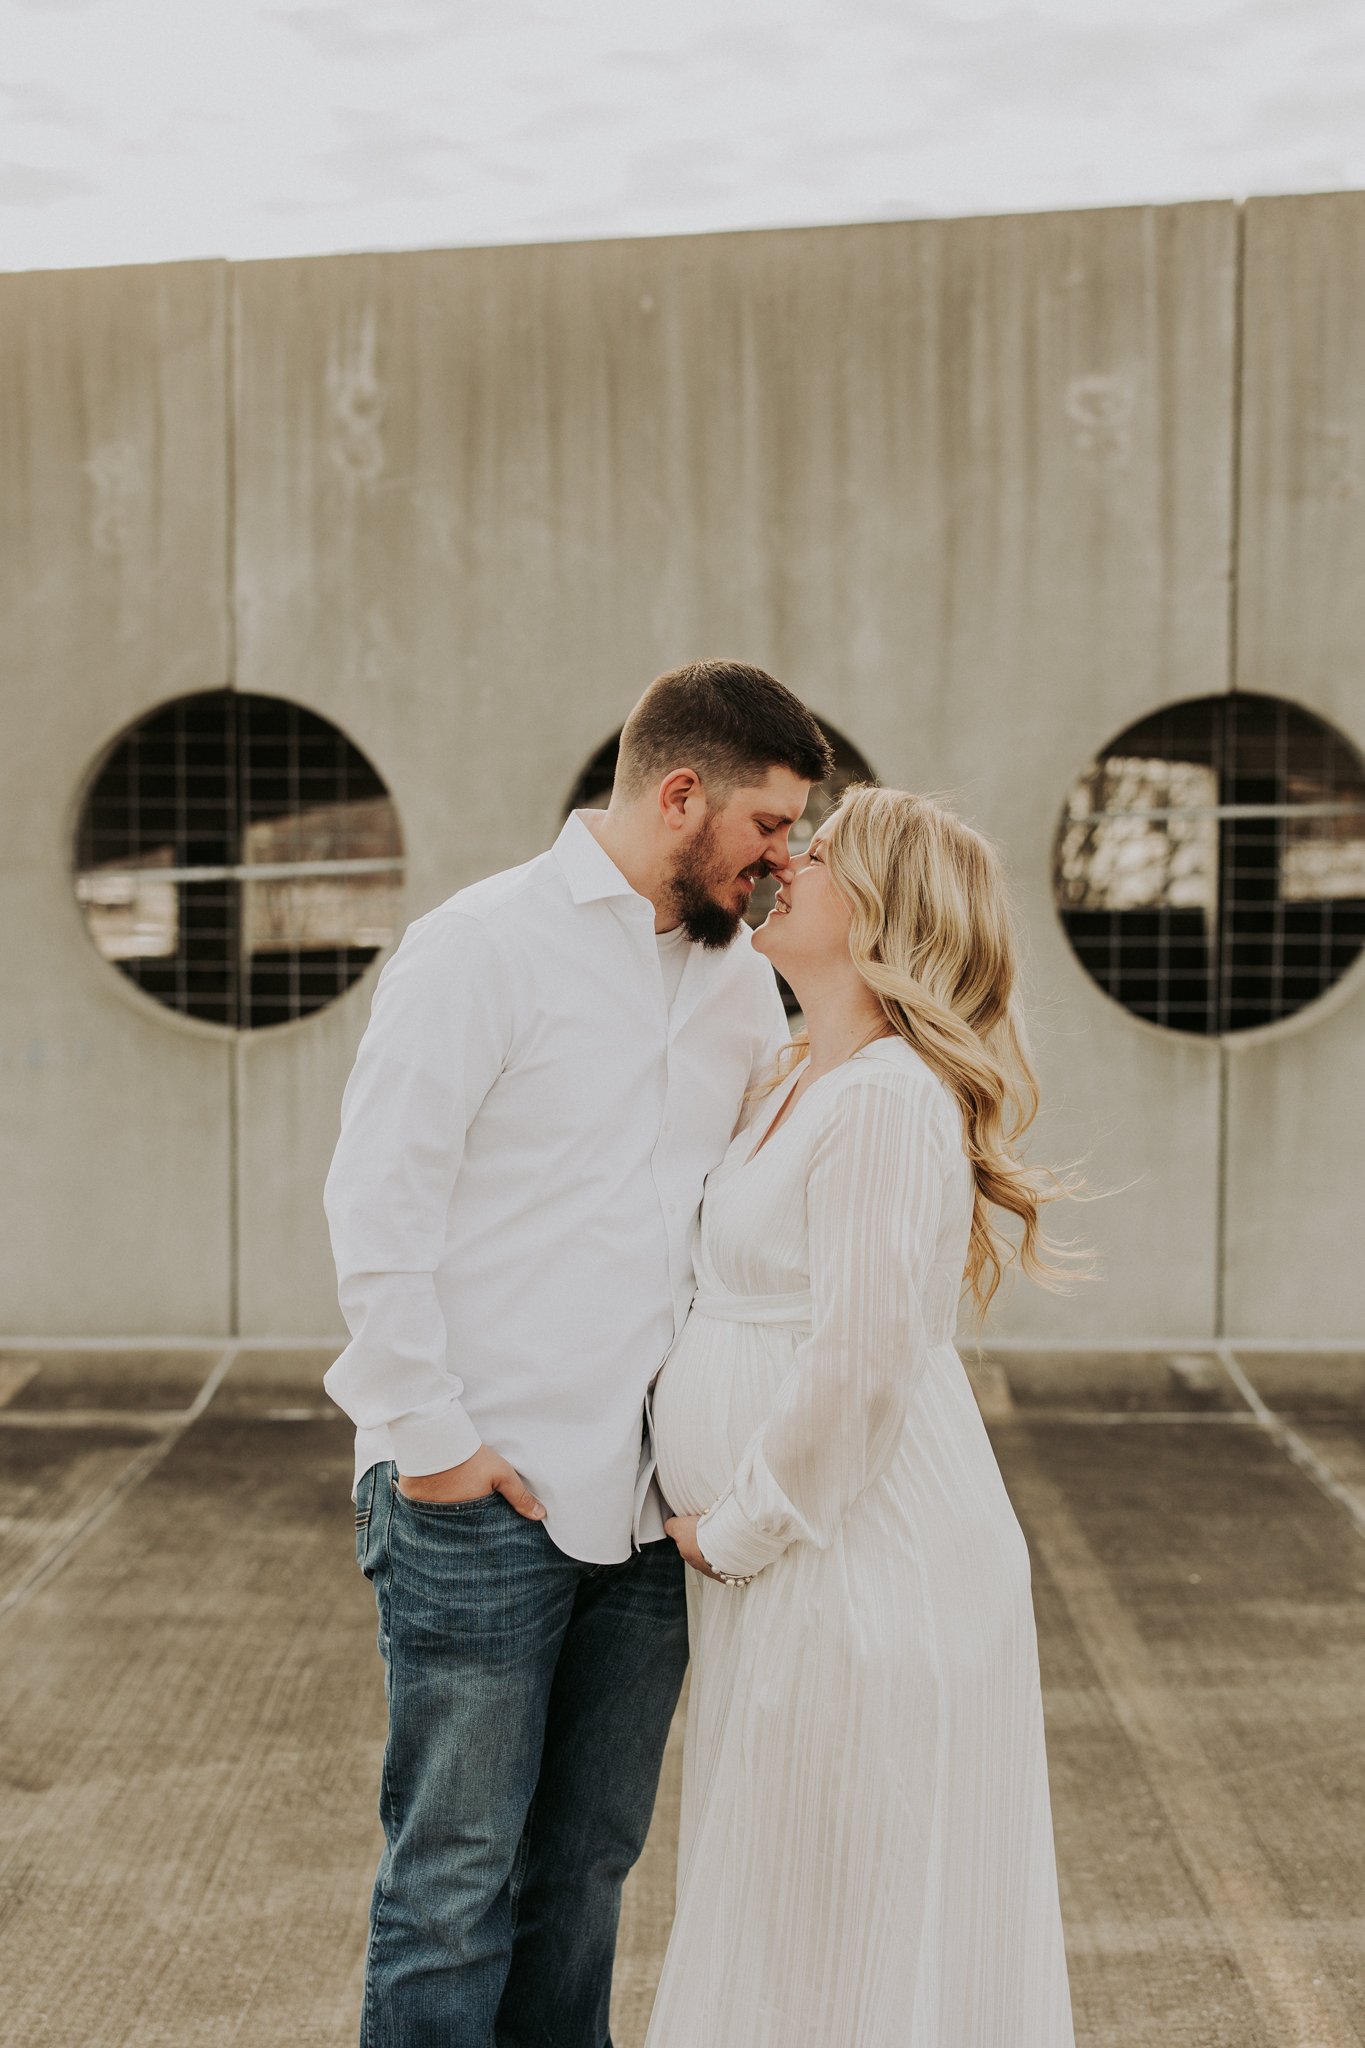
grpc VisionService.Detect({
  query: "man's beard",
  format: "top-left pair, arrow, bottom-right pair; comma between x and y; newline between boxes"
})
664,817 -> 766,951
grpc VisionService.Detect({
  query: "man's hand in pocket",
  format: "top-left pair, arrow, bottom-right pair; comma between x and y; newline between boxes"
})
397,1445 -> 546,1519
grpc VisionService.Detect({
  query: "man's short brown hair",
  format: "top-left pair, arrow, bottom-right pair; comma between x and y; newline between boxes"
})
615,660 -> 834,804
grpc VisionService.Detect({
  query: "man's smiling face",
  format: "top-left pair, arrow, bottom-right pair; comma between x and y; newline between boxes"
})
664,765 -> 811,949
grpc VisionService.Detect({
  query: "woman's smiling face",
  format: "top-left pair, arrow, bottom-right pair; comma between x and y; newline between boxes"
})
752,822 -> 853,973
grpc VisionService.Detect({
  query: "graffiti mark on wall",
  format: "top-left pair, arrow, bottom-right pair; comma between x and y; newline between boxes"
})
84,441 -> 141,557
1,1038 -> 93,1069
1065,372 -> 1134,468
326,308 -> 387,485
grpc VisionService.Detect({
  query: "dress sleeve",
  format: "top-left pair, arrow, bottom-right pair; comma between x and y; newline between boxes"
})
696,1070 -> 950,1579
322,909 -> 512,1476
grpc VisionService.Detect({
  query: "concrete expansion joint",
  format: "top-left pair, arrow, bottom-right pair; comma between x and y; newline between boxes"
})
963,1342 -> 1365,1546
1214,1342 -> 1365,1545
0,1343 -> 239,1630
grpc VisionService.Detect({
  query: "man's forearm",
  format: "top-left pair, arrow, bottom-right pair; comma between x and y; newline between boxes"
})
323,1270 -> 482,1473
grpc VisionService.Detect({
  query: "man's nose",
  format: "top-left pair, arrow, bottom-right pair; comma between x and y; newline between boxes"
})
767,849 -> 795,884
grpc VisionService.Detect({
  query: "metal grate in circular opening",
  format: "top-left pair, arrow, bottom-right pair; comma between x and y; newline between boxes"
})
75,691 -> 404,1029
1053,693 -> 1365,1035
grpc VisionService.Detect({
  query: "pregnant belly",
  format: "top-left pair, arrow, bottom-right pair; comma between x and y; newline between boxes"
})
652,1312 -> 798,1517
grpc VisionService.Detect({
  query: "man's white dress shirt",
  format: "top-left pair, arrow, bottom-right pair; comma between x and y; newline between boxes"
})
323,811 -> 790,1564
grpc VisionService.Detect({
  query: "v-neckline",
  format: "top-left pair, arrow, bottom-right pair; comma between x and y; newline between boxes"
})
741,1041 -> 898,1168
743,1060 -> 814,1166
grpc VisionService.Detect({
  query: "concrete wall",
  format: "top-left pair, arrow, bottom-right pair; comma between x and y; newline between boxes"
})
2,198 -> 1361,1339
1226,194 -> 1365,1338
0,262 -> 234,1334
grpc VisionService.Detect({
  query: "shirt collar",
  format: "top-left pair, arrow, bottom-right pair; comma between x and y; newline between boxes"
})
553,809 -> 653,910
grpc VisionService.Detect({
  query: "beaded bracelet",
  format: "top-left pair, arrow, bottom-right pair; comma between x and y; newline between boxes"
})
699,1501 -> 756,1587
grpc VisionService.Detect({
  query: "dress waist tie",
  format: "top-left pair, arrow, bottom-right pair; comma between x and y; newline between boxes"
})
690,1288 -> 813,1327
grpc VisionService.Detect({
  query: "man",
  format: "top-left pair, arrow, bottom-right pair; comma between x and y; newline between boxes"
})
324,659 -> 834,2047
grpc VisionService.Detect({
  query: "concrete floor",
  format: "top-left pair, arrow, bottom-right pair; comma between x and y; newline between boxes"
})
0,1342 -> 1361,2047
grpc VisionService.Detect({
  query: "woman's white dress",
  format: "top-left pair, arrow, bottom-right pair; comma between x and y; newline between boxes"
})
646,1039 -> 1074,2048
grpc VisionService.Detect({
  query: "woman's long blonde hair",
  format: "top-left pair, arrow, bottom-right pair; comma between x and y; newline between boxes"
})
776,786 -> 1085,1317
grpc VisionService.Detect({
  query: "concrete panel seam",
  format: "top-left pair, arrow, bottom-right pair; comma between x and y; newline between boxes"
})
227,268 -> 242,1339
1214,201 -> 1244,1344
963,1337 -> 1365,1354
0,1334 -> 339,1349
1227,196 -> 1246,704
6,1333 -> 1353,1354
1213,1044 -> 1230,1339
229,1034 -> 243,1337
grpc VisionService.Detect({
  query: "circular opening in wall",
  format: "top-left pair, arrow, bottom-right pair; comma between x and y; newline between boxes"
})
1053,692 -> 1365,1036
74,690 -> 405,1030
564,718 -> 876,1010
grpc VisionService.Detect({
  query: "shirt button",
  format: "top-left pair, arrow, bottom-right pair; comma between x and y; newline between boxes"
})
663,1119 -> 673,1134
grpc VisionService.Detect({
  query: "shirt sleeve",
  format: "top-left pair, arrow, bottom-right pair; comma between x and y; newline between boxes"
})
696,1070 -> 949,1578
322,908 -> 512,1476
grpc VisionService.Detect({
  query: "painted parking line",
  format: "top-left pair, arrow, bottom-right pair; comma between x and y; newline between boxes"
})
0,1408 -> 187,1433
1217,1345 -> 1365,1544
0,1360 -> 41,1407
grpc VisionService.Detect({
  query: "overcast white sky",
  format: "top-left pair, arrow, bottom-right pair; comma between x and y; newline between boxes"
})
2,0 -> 1363,273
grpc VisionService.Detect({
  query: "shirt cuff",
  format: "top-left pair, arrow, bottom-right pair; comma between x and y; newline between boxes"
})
696,1489 -> 790,1580
388,1399 -> 483,1477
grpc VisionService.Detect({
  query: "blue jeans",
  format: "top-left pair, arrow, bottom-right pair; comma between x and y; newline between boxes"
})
354,1462 -> 688,2048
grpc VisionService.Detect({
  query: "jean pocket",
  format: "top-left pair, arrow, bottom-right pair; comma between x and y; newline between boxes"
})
353,1465 -> 378,1568
395,1486 -> 506,1519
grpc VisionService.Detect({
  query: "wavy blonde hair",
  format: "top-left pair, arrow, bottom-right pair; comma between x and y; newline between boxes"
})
774,786 -> 1085,1317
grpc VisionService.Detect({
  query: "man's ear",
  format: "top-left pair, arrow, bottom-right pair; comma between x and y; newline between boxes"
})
657,768 -> 704,832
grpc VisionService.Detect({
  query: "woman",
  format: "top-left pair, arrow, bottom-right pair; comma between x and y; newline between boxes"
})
647,787 -> 1078,2048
